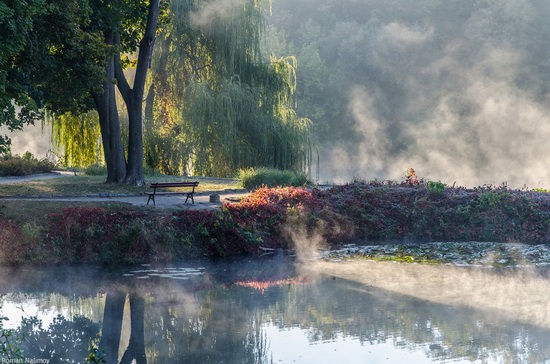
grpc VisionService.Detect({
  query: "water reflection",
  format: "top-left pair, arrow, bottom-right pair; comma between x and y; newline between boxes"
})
2,257 -> 550,363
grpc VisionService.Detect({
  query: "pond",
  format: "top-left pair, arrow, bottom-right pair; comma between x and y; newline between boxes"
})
2,247 -> 550,363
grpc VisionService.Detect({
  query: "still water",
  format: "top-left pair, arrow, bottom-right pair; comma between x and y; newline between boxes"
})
2,253 -> 550,363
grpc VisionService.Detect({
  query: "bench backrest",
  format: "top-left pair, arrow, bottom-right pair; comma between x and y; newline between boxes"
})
150,182 -> 199,188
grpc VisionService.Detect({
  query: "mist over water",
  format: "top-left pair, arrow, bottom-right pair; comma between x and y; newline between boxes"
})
266,0 -> 550,187
341,45 -> 550,187
5,258 -> 550,363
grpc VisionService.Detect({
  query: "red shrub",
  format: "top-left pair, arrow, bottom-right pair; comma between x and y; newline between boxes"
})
0,218 -> 28,262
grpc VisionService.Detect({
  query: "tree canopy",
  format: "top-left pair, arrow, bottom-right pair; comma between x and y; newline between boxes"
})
45,0 -> 312,179
0,0 -> 106,152
0,0 -> 46,153
143,0 -> 312,177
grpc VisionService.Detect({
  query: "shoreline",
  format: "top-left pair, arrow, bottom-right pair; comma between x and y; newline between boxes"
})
1,183 -> 550,264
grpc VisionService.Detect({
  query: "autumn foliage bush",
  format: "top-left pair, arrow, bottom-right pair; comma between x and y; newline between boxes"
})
320,182 -> 550,243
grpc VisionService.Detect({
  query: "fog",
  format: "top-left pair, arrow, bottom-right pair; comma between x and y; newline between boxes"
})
266,0 -> 550,187
0,123 -> 51,158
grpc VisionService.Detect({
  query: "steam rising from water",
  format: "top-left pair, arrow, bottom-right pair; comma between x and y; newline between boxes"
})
264,1 -> 550,188
335,44 -> 550,187
284,225 -> 326,263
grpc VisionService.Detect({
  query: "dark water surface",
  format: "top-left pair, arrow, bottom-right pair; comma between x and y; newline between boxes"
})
2,254 -> 550,363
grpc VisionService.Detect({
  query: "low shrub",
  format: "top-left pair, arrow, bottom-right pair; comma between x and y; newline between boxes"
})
0,154 -> 55,176
45,207 -> 151,263
84,163 -> 107,176
239,168 -> 308,190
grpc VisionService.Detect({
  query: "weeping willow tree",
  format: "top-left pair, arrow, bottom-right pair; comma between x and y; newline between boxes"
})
50,112 -> 103,167
144,0 -> 312,177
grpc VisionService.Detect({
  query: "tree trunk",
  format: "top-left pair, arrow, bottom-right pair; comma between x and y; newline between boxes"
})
115,0 -> 161,186
99,290 -> 126,363
124,94 -> 145,186
93,32 -> 126,183
120,293 -> 147,364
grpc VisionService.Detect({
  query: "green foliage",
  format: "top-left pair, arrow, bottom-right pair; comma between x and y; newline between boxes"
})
0,0 -> 106,155
472,188 -> 511,210
0,310 -> 24,359
84,163 -> 107,176
51,112 -> 103,168
35,0 -> 311,180
0,0 -> 47,154
239,167 -> 308,189
0,155 -> 56,176
22,151 -> 34,161
427,181 -> 446,193
86,344 -> 106,363
143,0 -> 312,177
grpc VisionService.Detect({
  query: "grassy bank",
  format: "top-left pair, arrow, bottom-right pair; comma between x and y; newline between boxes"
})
1,181 -> 550,264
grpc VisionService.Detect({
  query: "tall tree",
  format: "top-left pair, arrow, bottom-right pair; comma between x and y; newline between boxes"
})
114,0 -> 162,185
35,0 -> 310,180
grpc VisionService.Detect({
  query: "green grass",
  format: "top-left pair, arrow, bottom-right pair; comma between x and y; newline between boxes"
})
0,175 -> 242,197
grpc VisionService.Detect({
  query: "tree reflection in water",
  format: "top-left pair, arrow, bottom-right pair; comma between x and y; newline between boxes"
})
2,258 -> 550,363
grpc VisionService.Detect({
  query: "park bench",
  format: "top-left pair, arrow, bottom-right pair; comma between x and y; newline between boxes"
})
145,181 -> 199,205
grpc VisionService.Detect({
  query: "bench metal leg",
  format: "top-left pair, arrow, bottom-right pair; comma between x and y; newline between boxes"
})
185,193 -> 194,204
147,194 -> 155,205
